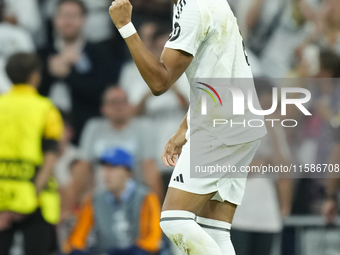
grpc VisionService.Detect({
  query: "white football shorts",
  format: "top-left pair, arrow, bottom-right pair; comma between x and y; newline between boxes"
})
168,135 -> 261,205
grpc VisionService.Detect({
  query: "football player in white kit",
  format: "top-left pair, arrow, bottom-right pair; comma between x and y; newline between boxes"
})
110,0 -> 267,254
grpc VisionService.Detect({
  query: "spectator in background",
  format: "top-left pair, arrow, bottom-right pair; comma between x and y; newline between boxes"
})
70,87 -> 163,208
231,80 -> 293,255
290,50 -> 340,165
286,50 -> 340,214
119,22 -> 189,192
236,0 -> 316,78
297,0 -> 340,55
38,0 -> 121,144
0,0 -> 35,93
2,0 -> 42,44
40,0 -> 118,44
63,148 -> 162,255
318,0 -> 340,53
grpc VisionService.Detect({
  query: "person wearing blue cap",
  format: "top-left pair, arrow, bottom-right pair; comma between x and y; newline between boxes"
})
63,147 -> 162,255
100,148 -> 135,171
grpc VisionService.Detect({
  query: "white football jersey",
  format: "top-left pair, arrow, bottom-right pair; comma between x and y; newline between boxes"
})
165,0 -> 267,145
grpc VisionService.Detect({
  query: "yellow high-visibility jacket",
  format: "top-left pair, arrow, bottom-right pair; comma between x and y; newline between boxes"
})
0,84 -> 63,224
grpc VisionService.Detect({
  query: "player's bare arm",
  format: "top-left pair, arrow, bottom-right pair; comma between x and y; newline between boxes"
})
109,0 -> 190,168
109,0 -> 193,96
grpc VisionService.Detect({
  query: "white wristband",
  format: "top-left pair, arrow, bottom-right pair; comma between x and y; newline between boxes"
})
118,22 -> 137,39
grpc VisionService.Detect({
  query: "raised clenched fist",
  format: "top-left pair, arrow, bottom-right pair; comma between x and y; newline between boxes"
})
109,0 -> 133,29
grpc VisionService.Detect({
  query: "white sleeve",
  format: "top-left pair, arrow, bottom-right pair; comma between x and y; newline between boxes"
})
165,0 -> 206,57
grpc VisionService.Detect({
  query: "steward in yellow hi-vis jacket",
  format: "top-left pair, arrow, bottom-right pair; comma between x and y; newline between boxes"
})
0,53 -> 63,255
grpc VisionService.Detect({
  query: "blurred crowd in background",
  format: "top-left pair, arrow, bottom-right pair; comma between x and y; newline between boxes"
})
0,0 -> 340,254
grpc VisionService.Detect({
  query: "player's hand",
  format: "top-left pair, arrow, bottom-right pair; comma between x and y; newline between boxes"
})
109,0 -> 133,29
162,128 -> 187,167
322,198 -> 338,224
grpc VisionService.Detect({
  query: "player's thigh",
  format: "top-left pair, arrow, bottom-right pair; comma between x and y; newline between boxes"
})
162,187 -> 216,215
198,200 -> 237,223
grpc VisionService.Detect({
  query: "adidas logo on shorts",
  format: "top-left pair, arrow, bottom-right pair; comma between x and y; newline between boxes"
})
173,174 -> 184,183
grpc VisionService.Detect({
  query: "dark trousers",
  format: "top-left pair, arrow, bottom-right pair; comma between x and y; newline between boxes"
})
231,229 -> 276,255
161,171 -> 173,196
0,209 -> 57,255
